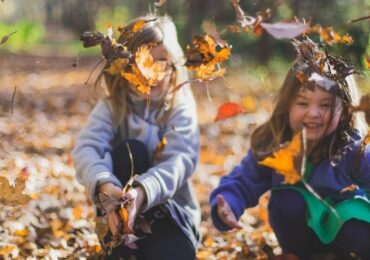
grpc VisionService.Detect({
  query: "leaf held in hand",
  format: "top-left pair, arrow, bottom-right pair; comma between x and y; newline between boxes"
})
119,206 -> 133,234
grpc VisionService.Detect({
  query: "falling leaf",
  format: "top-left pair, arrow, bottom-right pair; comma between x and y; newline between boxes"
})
259,132 -> 303,184
365,54 -> 370,69
260,22 -> 309,39
0,175 -> 31,206
72,50 -> 81,67
155,0 -> 168,7
122,45 -> 167,95
215,102 -> 245,121
307,25 -> 353,45
230,0 -> 271,33
202,21 -> 227,47
80,31 -> 105,48
0,31 -> 17,45
350,93 -> 370,125
118,18 -> 158,44
242,96 -> 257,113
185,35 -> 231,81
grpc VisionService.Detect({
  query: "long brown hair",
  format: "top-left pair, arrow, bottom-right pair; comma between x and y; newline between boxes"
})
95,15 -> 189,126
251,62 -> 367,164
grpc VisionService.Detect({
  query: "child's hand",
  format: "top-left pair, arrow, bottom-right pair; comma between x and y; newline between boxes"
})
124,185 -> 147,230
216,194 -> 242,229
98,183 -> 123,236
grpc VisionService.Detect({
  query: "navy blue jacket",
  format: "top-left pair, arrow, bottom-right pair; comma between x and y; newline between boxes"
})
210,137 -> 370,231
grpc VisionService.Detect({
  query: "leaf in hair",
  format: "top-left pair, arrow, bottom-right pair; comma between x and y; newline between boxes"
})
105,58 -> 129,75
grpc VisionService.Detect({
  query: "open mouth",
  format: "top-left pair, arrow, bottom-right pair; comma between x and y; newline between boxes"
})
303,123 -> 323,130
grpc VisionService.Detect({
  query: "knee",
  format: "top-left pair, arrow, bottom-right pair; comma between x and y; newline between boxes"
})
268,189 -> 306,224
333,220 -> 370,257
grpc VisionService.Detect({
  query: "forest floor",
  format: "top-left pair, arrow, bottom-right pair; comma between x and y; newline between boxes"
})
0,53 -> 283,259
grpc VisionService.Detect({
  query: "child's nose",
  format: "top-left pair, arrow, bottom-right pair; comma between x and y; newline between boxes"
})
307,106 -> 321,118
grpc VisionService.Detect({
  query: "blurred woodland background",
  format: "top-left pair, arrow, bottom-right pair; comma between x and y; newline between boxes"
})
0,0 -> 369,259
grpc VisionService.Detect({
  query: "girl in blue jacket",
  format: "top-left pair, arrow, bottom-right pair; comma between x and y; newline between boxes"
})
73,15 -> 200,259
210,38 -> 370,259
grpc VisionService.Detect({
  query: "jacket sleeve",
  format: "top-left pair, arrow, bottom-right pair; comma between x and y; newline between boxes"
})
133,90 -> 200,212
72,100 -> 121,203
209,151 -> 272,231
356,144 -> 370,192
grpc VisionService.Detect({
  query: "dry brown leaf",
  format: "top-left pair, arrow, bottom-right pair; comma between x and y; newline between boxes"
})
0,175 -> 31,206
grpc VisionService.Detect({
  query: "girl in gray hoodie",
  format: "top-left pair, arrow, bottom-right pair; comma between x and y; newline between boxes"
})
73,15 -> 200,259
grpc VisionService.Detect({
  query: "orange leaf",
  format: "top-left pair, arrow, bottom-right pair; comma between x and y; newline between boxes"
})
119,206 -> 132,234
105,58 -> 128,75
0,175 -> 31,206
259,132 -> 303,184
215,102 -> 245,121
185,34 -> 231,81
365,54 -> 370,69
122,45 -> 167,95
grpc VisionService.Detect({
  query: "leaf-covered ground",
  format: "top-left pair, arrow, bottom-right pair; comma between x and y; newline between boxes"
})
0,54 -> 279,259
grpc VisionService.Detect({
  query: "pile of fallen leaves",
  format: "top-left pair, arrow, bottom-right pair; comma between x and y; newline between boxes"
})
0,53 -> 279,259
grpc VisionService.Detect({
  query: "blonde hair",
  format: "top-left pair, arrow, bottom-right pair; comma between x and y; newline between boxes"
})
251,62 -> 368,163
95,15 -> 189,126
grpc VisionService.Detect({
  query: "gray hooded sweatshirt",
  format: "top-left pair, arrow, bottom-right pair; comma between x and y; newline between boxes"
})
72,86 -> 201,227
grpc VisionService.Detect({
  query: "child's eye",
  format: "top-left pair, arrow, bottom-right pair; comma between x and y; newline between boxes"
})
297,102 -> 308,106
320,103 -> 332,109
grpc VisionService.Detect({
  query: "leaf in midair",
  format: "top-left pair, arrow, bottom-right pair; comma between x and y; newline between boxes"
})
154,0 -> 168,7
202,21 -> 227,47
230,0 -> 271,33
0,31 -> 17,45
261,22 -> 309,39
215,102 -> 245,121
122,44 -> 167,95
0,175 -> 31,206
118,18 -> 158,44
259,132 -> 303,184
365,54 -> 370,69
350,93 -> 370,125
185,35 -> 231,82
307,25 -> 353,45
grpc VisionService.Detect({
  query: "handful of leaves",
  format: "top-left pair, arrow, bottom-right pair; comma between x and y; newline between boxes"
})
95,178 -> 152,255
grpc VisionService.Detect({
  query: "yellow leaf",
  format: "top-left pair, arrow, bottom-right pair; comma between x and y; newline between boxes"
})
155,137 -> 167,161
242,96 -> 257,113
259,132 -> 303,184
15,228 -> 29,237
122,45 -> 167,95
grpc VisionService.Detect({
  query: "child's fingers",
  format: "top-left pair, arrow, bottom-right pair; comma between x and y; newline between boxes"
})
107,211 -> 119,236
216,194 -> 226,207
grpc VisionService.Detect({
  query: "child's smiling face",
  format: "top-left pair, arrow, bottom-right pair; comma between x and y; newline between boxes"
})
289,86 -> 343,141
